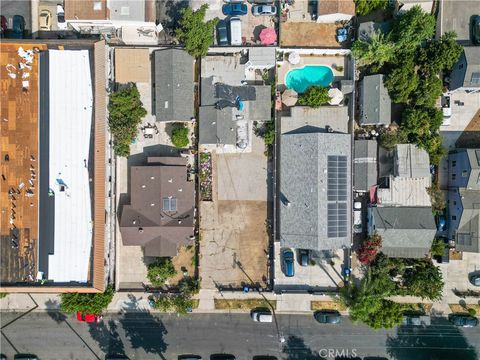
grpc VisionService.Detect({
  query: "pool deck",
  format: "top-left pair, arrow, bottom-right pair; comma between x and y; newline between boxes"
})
278,55 -> 347,90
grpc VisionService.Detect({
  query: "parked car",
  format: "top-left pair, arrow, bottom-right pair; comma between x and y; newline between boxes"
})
1,15 -> 7,37
178,356 -> 202,360
353,201 -> 362,234
437,215 -> 447,231
298,249 -> 309,266
210,354 -> 236,360
401,315 -> 431,326
449,314 -> 478,327
470,274 -> 480,286
39,9 -> 52,31
11,15 -> 25,39
471,15 -> 480,45
314,310 -> 341,324
252,357 -> 278,360
216,19 -> 228,46
57,4 -> 67,30
229,17 -> 242,45
252,5 -> 277,16
251,310 -> 273,322
222,3 -> 248,15
441,94 -> 451,125
14,356 -> 38,360
76,311 -> 102,323
282,249 -> 294,277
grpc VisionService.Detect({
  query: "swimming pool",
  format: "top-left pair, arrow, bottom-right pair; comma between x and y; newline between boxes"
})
285,65 -> 334,93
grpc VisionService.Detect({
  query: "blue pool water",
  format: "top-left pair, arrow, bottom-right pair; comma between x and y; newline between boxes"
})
285,65 -> 334,93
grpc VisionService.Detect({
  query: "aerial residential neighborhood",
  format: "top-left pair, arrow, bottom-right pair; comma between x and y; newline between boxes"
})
0,0 -> 480,359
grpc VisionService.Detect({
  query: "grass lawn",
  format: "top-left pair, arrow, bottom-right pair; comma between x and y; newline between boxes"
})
311,301 -> 347,311
214,299 -> 276,310
449,304 -> 480,315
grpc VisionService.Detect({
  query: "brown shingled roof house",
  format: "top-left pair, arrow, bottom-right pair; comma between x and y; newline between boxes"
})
317,0 -> 356,17
120,157 -> 195,257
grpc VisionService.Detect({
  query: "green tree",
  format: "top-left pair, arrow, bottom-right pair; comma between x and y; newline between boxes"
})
108,85 -> 147,157
402,259 -> 444,300
352,31 -> 395,70
171,123 -> 189,148
390,5 -> 436,53
298,86 -> 331,107
431,238 -> 446,257
401,107 -> 442,143
175,4 -> 219,58
354,0 -> 388,16
379,129 -> 407,150
412,75 -> 443,107
418,32 -> 463,76
147,258 -> 177,287
385,60 -> 419,104
0,293 -> 7,299
60,286 -> 114,314
427,183 -> 446,213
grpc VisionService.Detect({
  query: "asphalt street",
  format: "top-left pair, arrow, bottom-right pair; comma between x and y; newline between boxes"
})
1,312 -> 479,360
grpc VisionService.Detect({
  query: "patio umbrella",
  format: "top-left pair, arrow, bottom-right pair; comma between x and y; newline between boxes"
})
328,88 -> 344,105
282,89 -> 298,107
288,51 -> 300,65
259,28 -> 277,45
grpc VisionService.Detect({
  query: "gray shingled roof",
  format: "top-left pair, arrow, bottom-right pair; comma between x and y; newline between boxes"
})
354,140 -> 378,192
372,207 -> 436,258
455,189 -> 480,253
198,106 -> 237,146
154,49 -> 194,122
360,74 -> 391,125
280,130 -> 351,251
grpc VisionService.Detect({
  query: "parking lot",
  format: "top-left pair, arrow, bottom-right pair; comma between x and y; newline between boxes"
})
191,0 -> 277,46
274,243 -> 347,292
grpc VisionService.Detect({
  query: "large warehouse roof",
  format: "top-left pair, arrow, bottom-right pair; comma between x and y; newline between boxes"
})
47,50 -> 93,282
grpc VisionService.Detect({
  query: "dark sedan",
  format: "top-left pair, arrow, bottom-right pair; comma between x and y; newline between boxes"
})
314,310 -> 341,324
222,3 -> 248,16
11,15 -> 25,39
472,15 -> 480,45
216,19 -> 228,46
449,314 -> 479,327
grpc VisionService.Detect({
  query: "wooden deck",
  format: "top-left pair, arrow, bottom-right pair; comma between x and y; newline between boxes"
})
0,43 -> 46,283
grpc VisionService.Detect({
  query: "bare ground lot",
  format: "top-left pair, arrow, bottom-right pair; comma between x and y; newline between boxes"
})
200,200 -> 268,289
280,22 -> 342,48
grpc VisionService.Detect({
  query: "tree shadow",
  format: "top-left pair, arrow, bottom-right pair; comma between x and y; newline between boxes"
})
44,299 -> 67,324
88,295 -> 168,360
386,317 -> 478,360
282,335 -> 325,360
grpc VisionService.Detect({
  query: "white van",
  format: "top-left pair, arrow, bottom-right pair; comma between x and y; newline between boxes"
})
229,17 -> 242,46
353,201 -> 362,234
251,310 -> 273,322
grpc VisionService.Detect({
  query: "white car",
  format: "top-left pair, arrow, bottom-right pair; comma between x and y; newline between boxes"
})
441,94 -> 451,125
252,5 -> 277,16
251,310 -> 273,322
57,4 -> 67,30
39,9 -> 52,31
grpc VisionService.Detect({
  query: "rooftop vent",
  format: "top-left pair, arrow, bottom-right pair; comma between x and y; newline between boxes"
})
138,227 -> 144,234
141,184 -> 146,189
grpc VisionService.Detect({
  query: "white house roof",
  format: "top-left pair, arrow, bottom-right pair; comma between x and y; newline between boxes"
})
47,50 -> 93,282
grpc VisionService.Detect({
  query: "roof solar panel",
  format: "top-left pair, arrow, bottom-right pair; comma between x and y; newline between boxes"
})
327,156 -> 348,238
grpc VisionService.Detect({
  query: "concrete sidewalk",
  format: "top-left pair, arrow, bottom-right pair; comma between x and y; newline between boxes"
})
1,289 -> 479,315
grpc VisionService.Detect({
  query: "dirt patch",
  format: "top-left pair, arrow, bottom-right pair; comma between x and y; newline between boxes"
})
311,301 -> 347,311
450,250 -> 463,260
280,22 -> 342,48
169,245 -> 195,285
214,299 -> 276,310
200,200 -> 269,289
456,109 -> 480,148
449,304 -> 480,315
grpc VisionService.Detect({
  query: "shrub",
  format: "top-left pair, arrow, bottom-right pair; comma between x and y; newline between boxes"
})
147,258 -> 177,287
298,86 -> 331,107
357,234 -> 382,265
60,286 -> 114,314
153,293 -> 195,315
379,129 -> 407,150
108,85 -> 147,157
431,238 -> 446,257
468,308 -> 477,316
171,123 -> 189,148
427,183 -> 446,213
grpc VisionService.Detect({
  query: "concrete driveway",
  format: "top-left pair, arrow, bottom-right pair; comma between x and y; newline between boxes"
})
438,0 -> 480,44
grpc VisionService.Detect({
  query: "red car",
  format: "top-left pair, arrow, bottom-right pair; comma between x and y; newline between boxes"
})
76,311 -> 102,323
1,15 -> 7,37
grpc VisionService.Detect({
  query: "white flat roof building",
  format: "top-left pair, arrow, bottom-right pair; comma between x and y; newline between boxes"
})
47,50 -> 93,282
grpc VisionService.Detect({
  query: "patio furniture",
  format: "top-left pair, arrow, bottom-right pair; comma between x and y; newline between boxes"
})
288,51 -> 300,65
